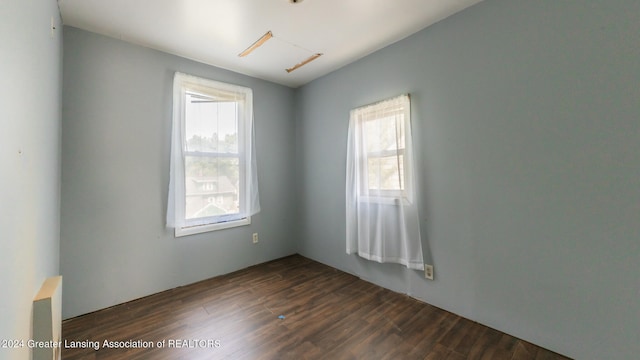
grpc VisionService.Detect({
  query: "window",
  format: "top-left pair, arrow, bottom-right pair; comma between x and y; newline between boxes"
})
351,94 -> 412,202
167,73 -> 260,237
345,94 -> 424,270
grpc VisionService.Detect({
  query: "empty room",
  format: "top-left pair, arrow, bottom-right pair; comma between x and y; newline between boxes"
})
1,0 -> 638,359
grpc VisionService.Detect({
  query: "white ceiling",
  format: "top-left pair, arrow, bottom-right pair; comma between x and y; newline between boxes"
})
58,0 -> 483,88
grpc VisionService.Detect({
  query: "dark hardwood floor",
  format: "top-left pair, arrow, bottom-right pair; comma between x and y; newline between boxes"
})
62,255 -> 570,359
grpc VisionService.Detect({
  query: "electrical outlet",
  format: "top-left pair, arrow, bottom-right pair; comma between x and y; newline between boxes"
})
424,265 -> 434,280
252,233 -> 259,244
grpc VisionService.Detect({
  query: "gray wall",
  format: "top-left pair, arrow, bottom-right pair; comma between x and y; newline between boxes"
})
0,0 -> 62,358
60,27 -> 297,319
296,1 -> 640,359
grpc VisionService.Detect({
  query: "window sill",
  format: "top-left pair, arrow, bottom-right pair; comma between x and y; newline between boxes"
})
175,217 -> 251,237
358,196 -> 415,206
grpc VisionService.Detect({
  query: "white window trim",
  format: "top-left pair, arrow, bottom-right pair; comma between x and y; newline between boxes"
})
176,217 -> 251,237
168,72 -> 258,237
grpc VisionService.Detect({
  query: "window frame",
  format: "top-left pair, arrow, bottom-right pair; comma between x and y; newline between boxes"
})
352,94 -> 413,205
171,73 -> 254,237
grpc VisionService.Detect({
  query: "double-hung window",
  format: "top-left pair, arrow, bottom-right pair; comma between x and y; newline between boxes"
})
353,94 -> 413,203
346,94 -> 424,270
168,73 -> 260,237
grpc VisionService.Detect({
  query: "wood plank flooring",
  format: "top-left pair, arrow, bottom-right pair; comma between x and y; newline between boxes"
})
62,255 -> 571,359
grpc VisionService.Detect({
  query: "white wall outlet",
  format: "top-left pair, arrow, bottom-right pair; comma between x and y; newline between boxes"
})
252,233 -> 259,244
424,265 -> 434,280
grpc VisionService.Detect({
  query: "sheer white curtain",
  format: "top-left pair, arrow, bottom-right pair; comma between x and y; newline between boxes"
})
346,94 -> 424,270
